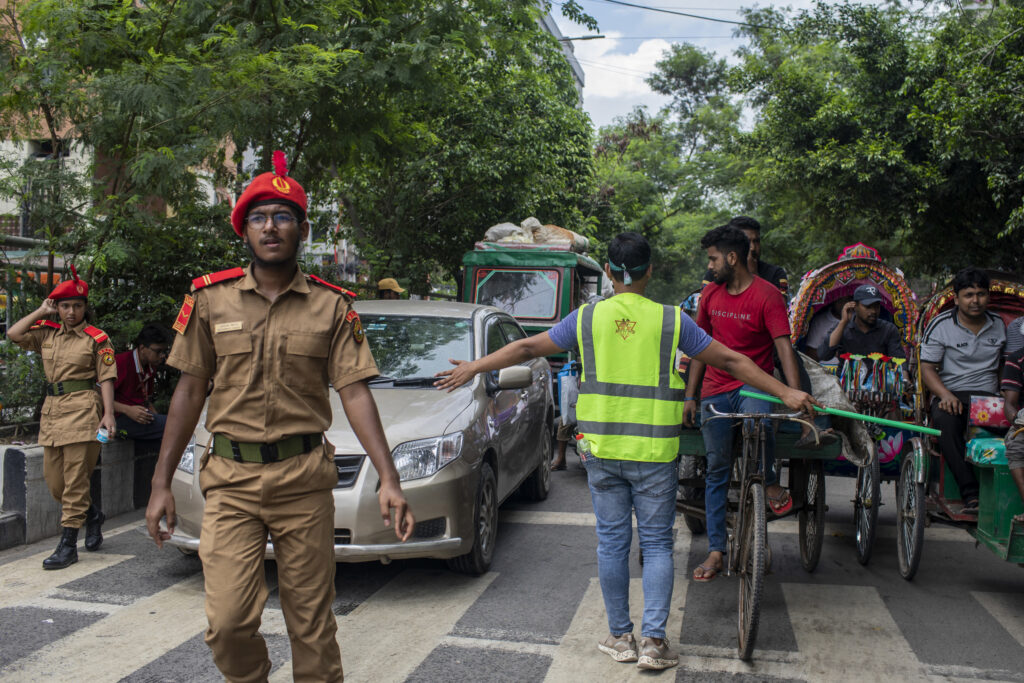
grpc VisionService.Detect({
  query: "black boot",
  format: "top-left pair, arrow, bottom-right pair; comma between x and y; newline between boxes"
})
85,505 -> 105,551
42,527 -> 79,570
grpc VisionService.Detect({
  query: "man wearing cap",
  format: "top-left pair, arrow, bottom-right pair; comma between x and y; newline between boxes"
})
817,285 -> 904,367
145,151 -> 414,682
6,267 -> 117,568
377,277 -> 405,300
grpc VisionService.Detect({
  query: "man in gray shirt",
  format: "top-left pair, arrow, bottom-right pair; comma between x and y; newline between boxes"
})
920,268 -> 1006,513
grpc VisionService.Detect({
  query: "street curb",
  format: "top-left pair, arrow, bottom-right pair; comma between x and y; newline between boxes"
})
0,440 -> 142,551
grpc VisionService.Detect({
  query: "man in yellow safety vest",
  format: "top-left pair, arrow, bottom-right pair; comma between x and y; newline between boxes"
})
435,232 -> 815,671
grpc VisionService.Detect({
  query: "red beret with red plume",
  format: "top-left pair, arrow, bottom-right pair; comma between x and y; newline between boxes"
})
230,150 -> 308,237
49,264 -> 88,300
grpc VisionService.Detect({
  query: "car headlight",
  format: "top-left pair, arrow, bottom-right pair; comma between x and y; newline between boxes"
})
177,435 -> 197,474
391,433 -> 463,481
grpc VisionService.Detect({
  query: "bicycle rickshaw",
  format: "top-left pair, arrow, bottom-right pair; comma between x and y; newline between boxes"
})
896,273 -> 1024,579
788,242 -> 920,564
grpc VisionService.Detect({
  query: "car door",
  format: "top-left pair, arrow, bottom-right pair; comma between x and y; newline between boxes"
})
482,315 -> 525,501
499,317 -> 547,479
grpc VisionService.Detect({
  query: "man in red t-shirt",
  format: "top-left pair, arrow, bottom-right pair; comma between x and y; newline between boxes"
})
683,225 -> 805,582
113,323 -> 170,441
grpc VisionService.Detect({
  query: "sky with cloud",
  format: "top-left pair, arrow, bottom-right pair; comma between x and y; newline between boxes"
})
550,1 -> 898,130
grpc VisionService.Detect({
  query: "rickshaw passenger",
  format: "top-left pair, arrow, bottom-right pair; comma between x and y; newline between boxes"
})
1004,314 -> 1024,357
817,285 -> 903,367
920,268 -> 1006,514
803,297 -> 851,364
684,225 -> 805,582
999,349 -> 1024,524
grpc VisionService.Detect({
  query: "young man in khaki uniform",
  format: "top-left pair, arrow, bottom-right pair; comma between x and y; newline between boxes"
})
145,151 -> 414,683
7,268 -> 117,568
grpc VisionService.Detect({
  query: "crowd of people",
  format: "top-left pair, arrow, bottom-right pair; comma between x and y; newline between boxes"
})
7,166 -> 1024,679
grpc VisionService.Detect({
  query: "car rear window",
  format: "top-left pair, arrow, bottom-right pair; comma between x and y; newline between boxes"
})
473,268 -> 560,320
361,315 -> 473,380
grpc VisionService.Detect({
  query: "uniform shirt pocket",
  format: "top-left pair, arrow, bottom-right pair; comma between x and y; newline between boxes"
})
212,332 -> 253,386
284,333 -> 330,392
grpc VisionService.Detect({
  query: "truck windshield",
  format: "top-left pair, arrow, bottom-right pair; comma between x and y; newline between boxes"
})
474,268 -> 560,320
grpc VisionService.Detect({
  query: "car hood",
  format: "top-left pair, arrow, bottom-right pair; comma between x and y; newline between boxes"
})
326,386 -> 474,453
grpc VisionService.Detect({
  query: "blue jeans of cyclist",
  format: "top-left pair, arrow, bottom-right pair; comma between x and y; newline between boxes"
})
700,385 -> 777,554
583,455 -> 678,639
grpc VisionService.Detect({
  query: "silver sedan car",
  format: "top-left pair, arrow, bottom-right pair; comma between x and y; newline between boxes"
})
166,300 -> 553,575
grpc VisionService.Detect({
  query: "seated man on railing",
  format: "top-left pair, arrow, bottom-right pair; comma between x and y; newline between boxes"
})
999,348 -> 1024,525
920,268 -> 1006,515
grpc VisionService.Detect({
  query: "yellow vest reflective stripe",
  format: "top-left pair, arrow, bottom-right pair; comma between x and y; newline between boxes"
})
575,293 -> 685,462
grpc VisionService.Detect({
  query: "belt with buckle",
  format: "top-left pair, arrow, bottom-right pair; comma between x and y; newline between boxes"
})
212,433 -> 323,464
46,380 -> 95,396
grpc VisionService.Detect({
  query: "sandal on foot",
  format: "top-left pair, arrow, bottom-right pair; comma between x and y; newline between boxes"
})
550,462 -> 567,471
767,489 -> 793,515
692,563 -> 720,582
961,498 -> 979,514
1013,512 -> 1024,525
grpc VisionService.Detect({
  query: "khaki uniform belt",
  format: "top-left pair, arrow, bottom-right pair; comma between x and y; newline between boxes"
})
46,380 -> 95,396
212,433 -> 323,464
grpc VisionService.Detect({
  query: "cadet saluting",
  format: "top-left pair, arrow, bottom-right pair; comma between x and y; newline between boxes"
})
145,151 -> 414,683
6,266 -> 117,569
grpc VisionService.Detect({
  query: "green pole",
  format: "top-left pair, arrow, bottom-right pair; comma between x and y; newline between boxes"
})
738,389 -> 941,437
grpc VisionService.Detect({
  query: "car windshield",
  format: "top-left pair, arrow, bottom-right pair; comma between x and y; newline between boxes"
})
474,268 -> 560,319
361,314 -> 473,382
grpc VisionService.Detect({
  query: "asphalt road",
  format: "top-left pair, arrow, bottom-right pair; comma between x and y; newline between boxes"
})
1,452 -> 1023,682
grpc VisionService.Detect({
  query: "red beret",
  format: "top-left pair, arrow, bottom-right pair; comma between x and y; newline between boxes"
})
49,264 -> 88,300
230,150 -> 307,237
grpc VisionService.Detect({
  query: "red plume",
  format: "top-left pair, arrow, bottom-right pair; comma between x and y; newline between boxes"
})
70,264 -> 79,282
272,150 -> 288,177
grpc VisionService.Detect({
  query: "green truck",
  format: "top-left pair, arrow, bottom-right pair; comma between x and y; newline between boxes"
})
460,242 -> 604,367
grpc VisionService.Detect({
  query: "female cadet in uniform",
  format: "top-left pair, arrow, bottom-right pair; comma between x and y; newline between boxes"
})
6,266 -> 117,569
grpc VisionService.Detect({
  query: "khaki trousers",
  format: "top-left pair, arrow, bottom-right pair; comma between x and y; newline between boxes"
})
43,441 -> 100,528
199,443 -> 342,683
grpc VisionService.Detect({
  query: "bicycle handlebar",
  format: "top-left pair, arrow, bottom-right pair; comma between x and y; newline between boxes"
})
702,405 -> 825,446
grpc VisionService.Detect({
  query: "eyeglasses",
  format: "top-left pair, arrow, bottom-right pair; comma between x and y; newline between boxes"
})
245,212 -> 298,229
147,346 -> 169,357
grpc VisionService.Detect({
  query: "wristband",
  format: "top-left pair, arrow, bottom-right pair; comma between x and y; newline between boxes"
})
683,397 -> 696,402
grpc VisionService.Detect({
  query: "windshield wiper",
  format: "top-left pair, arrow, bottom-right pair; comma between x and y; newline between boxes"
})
367,375 -> 397,385
391,377 -> 438,387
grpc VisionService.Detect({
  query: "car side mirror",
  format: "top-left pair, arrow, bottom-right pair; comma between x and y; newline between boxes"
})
497,366 -> 532,390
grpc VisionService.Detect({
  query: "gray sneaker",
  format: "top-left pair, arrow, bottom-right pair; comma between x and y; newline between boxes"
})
637,637 -> 678,670
597,633 -> 638,662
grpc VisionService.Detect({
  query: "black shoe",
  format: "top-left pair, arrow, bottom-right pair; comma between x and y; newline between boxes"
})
43,527 -> 79,570
85,506 -> 105,551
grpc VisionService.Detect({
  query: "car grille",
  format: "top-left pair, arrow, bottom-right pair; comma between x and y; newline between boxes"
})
333,454 -> 364,488
334,528 -> 352,545
412,517 -> 446,539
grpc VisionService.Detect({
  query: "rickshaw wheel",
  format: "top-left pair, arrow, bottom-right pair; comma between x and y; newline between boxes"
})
798,461 -> 826,572
737,481 -> 766,662
854,451 -> 881,566
896,454 -> 925,580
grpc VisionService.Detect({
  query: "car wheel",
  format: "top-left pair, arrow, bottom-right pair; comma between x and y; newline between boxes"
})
448,462 -> 499,576
518,429 -> 552,502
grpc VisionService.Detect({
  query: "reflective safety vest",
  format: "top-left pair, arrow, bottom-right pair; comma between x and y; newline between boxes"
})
575,293 -> 685,462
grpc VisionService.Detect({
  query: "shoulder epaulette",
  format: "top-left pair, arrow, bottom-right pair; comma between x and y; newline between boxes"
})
30,319 -> 61,330
83,325 -> 109,343
308,274 -> 357,300
192,267 -> 246,291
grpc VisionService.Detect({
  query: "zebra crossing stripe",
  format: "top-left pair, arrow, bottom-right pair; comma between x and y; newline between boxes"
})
782,583 -> 929,681
0,552 -> 132,610
972,591 -> 1024,650
268,569 -> 497,683
1,575 -> 207,681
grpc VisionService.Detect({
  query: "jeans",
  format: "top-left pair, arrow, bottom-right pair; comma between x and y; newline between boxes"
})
115,412 -> 167,441
700,385 -> 777,554
583,456 -> 678,639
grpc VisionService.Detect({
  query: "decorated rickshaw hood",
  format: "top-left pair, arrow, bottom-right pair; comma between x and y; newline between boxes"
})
789,257 -> 918,349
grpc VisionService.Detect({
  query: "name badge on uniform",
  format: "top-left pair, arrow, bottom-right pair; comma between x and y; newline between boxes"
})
214,321 -> 243,334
